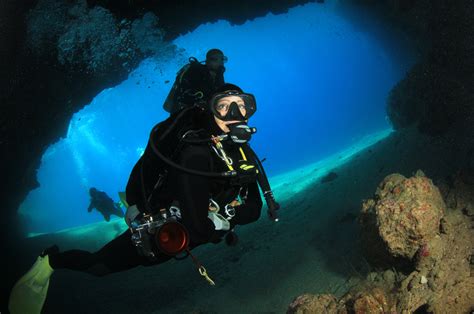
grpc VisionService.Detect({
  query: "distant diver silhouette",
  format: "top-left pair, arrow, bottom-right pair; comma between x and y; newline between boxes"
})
87,187 -> 125,222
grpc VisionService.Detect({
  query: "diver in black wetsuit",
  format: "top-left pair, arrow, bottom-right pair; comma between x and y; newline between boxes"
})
9,83 -> 280,313
87,187 -> 124,222
163,49 -> 227,114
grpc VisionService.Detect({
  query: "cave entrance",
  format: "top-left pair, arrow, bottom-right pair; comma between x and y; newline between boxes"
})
19,2 -> 415,237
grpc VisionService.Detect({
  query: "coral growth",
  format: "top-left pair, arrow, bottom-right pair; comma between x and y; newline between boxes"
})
26,0 -> 172,74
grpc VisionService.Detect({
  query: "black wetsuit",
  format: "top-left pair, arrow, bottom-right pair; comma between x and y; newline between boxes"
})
49,113 -> 262,276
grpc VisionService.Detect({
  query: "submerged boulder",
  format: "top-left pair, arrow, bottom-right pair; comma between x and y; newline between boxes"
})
360,170 -> 445,262
287,294 -> 342,314
321,171 -> 338,184
346,287 -> 395,314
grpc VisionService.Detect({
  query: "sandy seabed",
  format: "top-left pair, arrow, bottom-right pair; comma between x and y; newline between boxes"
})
20,127 -> 472,313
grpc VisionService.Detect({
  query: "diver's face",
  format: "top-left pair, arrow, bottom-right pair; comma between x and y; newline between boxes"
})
214,95 -> 247,133
215,95 -> 247,118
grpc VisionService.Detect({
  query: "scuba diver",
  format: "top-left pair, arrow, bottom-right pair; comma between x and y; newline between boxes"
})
163,48 -> 227,114
87,187 -> 124,222
9,83 -> 280,314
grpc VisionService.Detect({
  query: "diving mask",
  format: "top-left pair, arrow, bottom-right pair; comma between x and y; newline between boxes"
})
208,55 -> 228,63
209,90 -> 257,121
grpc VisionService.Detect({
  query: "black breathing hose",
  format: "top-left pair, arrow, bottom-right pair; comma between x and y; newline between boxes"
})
148,106 -> 237,178
246,146 -> 280,221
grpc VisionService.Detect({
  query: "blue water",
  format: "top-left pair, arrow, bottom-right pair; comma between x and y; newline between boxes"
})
19,3 -> 415,234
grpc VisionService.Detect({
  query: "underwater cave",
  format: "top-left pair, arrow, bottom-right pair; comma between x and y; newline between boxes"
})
19,2 -> 415,235
2,0 -> 473,313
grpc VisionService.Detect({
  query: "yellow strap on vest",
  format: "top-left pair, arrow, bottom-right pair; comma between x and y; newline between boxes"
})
238,147 -> 258,173
239,147 -> 247,161
240,164 -> 255,171
212,138 -> 257,173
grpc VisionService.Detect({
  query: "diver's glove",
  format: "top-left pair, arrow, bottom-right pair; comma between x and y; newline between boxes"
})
125,205 -> 141,228
264,191 -> 280,221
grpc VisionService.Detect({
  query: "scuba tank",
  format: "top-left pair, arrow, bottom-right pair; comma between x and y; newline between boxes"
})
163,57 -> 204,114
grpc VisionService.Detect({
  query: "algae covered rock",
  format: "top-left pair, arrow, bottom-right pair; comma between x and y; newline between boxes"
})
361,170 -> 445,260
288,287 -> 395,314
351,287 -> 394,314
287,294 -> 342,314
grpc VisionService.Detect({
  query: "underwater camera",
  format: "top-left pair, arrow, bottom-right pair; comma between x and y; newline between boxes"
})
130,206 -> 189,259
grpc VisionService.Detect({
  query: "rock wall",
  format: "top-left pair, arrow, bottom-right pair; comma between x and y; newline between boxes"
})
384,0 -> 474,135
339,0 -> 474,136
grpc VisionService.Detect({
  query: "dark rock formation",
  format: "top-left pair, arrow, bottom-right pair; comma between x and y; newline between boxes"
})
321,171 -> 338,184
337,1 -> 474,136
87,0 -> 315,40
384,1 -> 474,136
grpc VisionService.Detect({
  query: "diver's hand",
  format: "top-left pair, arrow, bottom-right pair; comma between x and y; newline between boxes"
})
264,191 -> 280,222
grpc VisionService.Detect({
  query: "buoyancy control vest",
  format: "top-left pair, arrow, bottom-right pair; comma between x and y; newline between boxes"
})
126,106 -> 279,220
